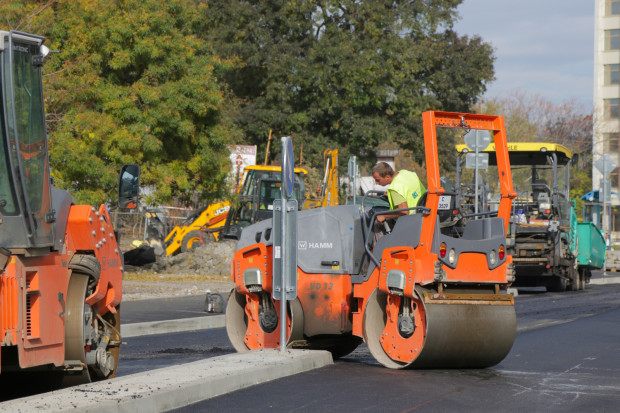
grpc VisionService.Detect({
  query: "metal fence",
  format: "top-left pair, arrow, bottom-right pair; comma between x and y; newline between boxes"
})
111,206 -> 192,248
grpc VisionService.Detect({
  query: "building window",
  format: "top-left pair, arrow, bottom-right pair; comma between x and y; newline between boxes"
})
612,168 -> 620,188
605,29 -> 620,50
605,64 -> 620,85
604,98 -> 620,119
606,133 -> 620,153
613,209 -> 620,232
606,0 -> 620,15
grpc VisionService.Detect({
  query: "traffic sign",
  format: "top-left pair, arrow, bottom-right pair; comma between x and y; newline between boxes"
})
594,154 -> 617,176
348,156 -> 357,179
465,153 -> 489,169
464,129 -> 491,152
281,136 -> 294,198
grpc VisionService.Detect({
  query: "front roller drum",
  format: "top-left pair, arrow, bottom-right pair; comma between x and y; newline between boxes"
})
226,289 -> 303,352
364,287 -> 516,369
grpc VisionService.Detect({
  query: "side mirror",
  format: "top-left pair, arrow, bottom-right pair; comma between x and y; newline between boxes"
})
118,164 -> 140,209
571,153 -> 579,167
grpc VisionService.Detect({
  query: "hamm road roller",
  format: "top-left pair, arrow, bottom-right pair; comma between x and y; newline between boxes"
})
226,111 -> 518,369
0,31 -> 137,387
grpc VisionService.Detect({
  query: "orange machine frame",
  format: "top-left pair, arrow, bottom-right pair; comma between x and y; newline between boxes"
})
417,111 -> 516,284
0,204 -> 122,371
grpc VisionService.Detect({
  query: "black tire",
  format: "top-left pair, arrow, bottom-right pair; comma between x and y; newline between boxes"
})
568,266 -> 580,291
180,230 -> 203,253
579,268 -> 589,290
546,276 -> 567,293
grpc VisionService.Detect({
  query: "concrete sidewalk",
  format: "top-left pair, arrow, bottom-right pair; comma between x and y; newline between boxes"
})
1,349 -> 333,413
589,273 -> 620,285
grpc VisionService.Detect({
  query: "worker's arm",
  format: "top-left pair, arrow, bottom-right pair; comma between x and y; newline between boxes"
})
376,201 -> 408,223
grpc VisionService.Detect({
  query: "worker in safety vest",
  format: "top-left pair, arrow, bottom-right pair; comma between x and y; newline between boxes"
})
371,162 -> 425,227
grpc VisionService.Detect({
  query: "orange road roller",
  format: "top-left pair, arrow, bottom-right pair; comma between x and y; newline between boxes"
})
226,111 -> 518,369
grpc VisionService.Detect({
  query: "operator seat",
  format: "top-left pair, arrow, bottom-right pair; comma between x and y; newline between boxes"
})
531,179 -> 550,201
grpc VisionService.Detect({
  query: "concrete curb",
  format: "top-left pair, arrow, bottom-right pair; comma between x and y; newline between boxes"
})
122,315 -> 225,338
590,276 -> 620,285
2,350 -> 333,413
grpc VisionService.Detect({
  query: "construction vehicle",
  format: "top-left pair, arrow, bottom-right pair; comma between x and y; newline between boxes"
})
158,201 -> 231,256
577,191 -> 607,274
220,165 -> 308,240
151,146 -> 340,251
303,148 -> 339,208
0,31 -> 136,386
226,111 -> 517,369
221,151 -> 341,240
455,142 -> 603,291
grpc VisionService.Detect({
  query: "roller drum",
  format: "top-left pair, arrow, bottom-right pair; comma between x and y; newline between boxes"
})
410,300 -> 516,368
226,289 -> 251,353
225,290 -> 304,351
364,287 -> 516,369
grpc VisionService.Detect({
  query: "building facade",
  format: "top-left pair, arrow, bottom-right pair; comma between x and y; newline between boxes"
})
594,0 -> 620,240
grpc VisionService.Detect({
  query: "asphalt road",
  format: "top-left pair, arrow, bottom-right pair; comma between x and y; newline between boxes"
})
117,328 -> 234,377
168,283 -> 620,413
121,294 -> 209,324
3,280 -> 620,409
173,308 -> 620,413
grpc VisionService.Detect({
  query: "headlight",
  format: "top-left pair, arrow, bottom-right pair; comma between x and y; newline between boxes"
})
490,250 -> 497,265
449,249 -> 456,264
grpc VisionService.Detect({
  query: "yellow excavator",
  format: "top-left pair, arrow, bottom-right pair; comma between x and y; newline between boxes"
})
221,148 -> 340,240
158,201 -> 231,256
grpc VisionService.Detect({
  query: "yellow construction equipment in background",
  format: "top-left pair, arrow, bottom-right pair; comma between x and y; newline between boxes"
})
162,201 -> 231,256
304,149 -> 339,208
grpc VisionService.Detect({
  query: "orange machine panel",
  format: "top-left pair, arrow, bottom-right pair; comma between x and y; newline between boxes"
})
17,253 -> 69,368
296,271 -> 353,337
65,204 -> 123,316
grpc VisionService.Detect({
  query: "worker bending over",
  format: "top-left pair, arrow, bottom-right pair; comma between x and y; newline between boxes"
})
371,162 -> 425,235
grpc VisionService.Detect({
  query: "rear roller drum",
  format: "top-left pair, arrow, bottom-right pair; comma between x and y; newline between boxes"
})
364,288 -> 426,369
364,287 -> 516,369
226,290 -> 303,351
62,273 -> 121,387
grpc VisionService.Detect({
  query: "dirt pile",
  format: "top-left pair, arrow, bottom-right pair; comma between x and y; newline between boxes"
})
143,240 -> 236,276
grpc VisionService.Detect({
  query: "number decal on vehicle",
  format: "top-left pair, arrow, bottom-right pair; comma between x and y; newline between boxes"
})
438,195 -> 451,210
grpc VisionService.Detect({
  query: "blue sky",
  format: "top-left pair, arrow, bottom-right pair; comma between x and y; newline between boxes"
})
454,0 -> 594,110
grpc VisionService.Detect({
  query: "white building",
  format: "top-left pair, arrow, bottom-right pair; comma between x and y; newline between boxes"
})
594,0 -> 620,238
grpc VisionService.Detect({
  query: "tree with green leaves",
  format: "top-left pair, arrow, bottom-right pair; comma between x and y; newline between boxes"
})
2,0 -> 240,206
202,0 -> 495,171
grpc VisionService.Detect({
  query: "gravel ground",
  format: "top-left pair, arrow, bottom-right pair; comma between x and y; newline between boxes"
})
122,240 -> 236,301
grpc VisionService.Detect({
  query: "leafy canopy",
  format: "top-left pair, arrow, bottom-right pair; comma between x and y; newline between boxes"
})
2,0 -> 240,206
2,0 -> 495,205
202,0 -> 495,171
